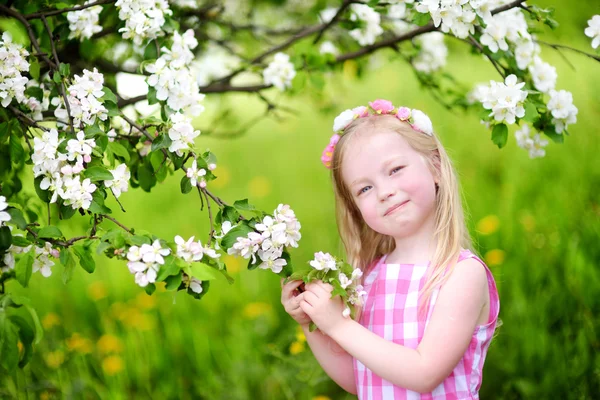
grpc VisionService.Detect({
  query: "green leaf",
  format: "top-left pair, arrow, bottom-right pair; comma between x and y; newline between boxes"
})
413,12 -> 431,26
144,283 -> 156,295
6,207 -> 27,230
151,133 -> 172,152
11,236 -> 30,247
156,256 -> 180,281
15,252 -> 33,288
491,123 -> 508,149
34,176 -> 50,203
107,141 -> 130,162
147,86 -> 159,105
72,245 -> 95,273
0,315 -> 20,372
59,203 -> 77,220
0,121 -> 9,144
137,160 -> 156,192
89,200 -> 112,214
220,223 -> 255,250
221,206 -> 241,224
25,86 -> 44,101
189,263 -> 220,281
105,101 -> 120,117
38,225 -> 63,239
129,235 -> 151,246
84,123 -> 103,137
543,125 -> 564,144
29,58 -> 40,80
180,175 -> 193,194
60,248 -> 76,284
8,315 -> 34,368
164,273 -> 182,290
523,102 -> 538,123
101,87 -> 118,104
9,131 -> 24,165
59,62 -> 70,78
0,226 -> 11,251
84,166 -> 114,182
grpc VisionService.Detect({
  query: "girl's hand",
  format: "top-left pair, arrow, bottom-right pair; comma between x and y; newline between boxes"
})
300,280 -> 346,336
281,279 -> 312,327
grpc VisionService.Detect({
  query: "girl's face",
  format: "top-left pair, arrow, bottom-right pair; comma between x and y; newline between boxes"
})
341,129 -> 438,240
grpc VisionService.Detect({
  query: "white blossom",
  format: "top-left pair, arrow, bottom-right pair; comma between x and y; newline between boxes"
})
189,277 -> 203,293
67,1 -> 103,41
0,32 -> 30,107
115,0 -> 172,46
333,109 -> 355,132
262,52 -> 296,91
585,15 -> 600,49
528,57 -> 557,93
319,41 -> 339,56
227,232 -> 264,263
55,68 -> 108,127
515,123 -> 549,159
413,32 -> 447,74
32,242 -> 58,277
140,239 -> 171,264
105,163 -> 130,198
309,251 -> 337,272
168,112 -> 200,156
479,74 -> 528,125
257,248 -> 287,273
186,159 -> 207,187
0,196 -> 10,227
514,39 -> 539,70
175,235 -> 205,262
547,90 -> 578,133
339,272 -> 352,289
349,4 -> 383,46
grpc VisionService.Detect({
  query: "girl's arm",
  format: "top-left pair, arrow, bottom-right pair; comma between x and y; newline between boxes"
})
300,258 -> 489,393
281,280 -> 356,394
302,325 -> 357,394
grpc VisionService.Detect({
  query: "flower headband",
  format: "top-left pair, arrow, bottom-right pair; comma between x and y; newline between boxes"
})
321,99 -> 434,169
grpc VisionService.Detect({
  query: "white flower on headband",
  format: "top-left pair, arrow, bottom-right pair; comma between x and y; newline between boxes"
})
410,109 -> 434,136
333,109 -> 355,132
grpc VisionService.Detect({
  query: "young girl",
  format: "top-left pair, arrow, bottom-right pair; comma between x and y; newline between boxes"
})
281,99 -> 500,399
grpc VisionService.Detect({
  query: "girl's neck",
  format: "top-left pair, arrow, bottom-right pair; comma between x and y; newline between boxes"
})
385,216 -> 437,265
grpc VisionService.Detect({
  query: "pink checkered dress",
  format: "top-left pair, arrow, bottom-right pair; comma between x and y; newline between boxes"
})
352,249 -> 500,399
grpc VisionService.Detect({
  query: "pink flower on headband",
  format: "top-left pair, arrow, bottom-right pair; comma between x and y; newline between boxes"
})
352,106 -> 369,118
321,134 -> 340,169
369,99 -> 394,114
396,107 -> 411,121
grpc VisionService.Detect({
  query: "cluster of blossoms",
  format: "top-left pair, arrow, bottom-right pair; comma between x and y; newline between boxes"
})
66,0 -> 103,41
115,0 -> 172,46
515,124 -> 548,159
126,240 -> 171,287
0,196 -> 10,227
54,68 -> 108,128
31,127 -> 131,208
415,0 -> 494,39
546,90 -> 578,133
227,205 -> 301,274
0,32 -> 30,107
413,32 -> 448,73
23,80 -> 51,121
262,52 -> 296,91
475,74 -> 528,125
145,30 -> 205,115
175,235 -> 221,294
168,112 -> 200,156
32,242 -> 59,277
585,15 -> 600,49
307,252 -> 367,319
349,4 -> 384,46
323,99 -> 433,168
186,159 -> 216,188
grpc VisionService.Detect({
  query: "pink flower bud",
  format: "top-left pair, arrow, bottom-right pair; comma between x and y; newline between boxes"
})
199,180 -> 207,188
352,106 -> 369,118
208,163 -> 217,171
50,249 -> 60,258
396,107 -> 411,121
321,134 -> 340,169
368,99 -> 394,114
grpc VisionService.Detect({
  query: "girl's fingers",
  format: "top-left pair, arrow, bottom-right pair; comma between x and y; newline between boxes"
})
305,282 -> 330,299
282,280 -> 304,298
302,290 -> 318,307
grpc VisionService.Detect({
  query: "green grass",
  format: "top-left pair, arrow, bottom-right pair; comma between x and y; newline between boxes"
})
2,2 -> 600,398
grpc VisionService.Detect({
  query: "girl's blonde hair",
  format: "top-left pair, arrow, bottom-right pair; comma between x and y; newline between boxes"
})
331,115 -> 473,311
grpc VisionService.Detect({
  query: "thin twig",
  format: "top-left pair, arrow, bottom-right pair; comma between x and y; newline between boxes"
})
200,188 -> 215,244
8,106 -> 49,131
312,0 -> 353,44
41,15 -> 75,134
26,225 -> 97,247
100,214 -> 133,234
466,35 -> 506,77
23,0 -> 115,20
535,40 -> 600,63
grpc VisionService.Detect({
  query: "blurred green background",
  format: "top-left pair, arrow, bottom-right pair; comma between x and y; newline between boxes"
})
2,0 -> 600,398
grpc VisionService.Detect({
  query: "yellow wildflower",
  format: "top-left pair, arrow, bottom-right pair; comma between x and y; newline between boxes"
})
45,350 -> 65,369
42,313 -> 60,329
66,333 -> 93,355
243,302 -> 272,319
484,249 -> 505,266
289,341 -> 305,355
97,334 -> 123,354
248,176 -> 271,198
313,396 -> 332,400
102,355 -> 124,376
476,215 -> 500,235
295,326 -> 306,343
87,281 -> 108,301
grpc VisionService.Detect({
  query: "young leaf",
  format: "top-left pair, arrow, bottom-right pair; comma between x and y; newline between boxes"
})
491,123 -> 508,148
84,166 -> 114,182
15,252 -> 34,288
38,225 -> 63,239
72,245 -> 96,273
60,248 -> 76,284
189,263 -> 220,281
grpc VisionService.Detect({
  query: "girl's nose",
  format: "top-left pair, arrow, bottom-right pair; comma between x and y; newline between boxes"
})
378,187 -> 396,202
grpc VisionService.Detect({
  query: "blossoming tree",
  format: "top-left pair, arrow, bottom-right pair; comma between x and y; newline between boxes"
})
0,0 -> 599,372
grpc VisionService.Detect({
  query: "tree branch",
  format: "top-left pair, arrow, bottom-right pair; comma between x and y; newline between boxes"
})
23,0 -> 115,20
312,0 -> 353,45
100,214 -> 133,234
535,40 -> 600,63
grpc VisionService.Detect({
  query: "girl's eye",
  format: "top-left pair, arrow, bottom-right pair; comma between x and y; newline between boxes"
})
357,186 -> 371,195
390,166 -> 404,175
